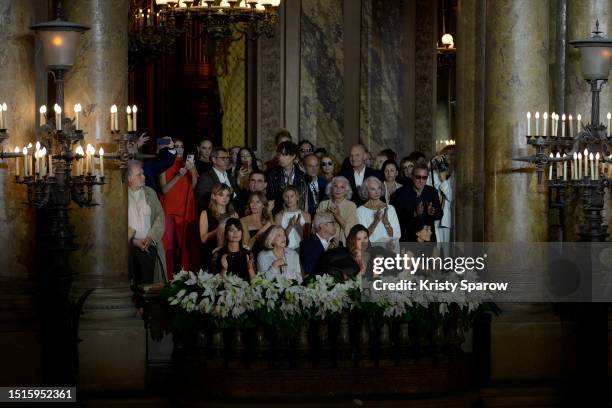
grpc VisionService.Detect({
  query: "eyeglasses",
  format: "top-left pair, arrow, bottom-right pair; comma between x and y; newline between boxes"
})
215,155 -> 230,160
321,161 -> 333,166
413,175 -> 428,180
299,148 -> 313,153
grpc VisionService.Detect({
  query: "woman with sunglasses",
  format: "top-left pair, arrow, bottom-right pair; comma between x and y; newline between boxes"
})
320,155 -> 336,182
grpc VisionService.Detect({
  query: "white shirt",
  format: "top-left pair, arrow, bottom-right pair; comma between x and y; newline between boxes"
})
128,188 -> 151,240
354,167 -> 366,187
213,167 -> 230,186
356,204 -> 401,243
316,233 -> 330,250
281,210 -> 306,250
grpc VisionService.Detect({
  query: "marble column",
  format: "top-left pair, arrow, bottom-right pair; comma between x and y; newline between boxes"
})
300,0 -> 344,161
257,21 -> 281,160
455,0 -> 485,242
63,0 -> 145,391
0,0 -> 42,386
565,0 -> 612,240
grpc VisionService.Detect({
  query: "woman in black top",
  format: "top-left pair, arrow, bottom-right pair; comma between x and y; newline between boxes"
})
199,184 -> 238,272
212,217 -> 256,282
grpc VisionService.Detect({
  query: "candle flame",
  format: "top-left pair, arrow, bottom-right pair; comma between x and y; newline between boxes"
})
99,147 -> 104,156
110,104 -> 118,113
562,113 -> 566,121
127,106 -> 132,114
132,105 -> 138,113
39,105 -> 46,114
54,104 -> 61,114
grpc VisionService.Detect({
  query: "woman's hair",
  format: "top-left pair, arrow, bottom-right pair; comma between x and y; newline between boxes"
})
218,217 -> 248,248
358,176 -> 386,201
381,160 -> 399,176
208,184 -> 236,218
235,147 -> 260,174
245,192 -> 273,223
346,224 -> 369,254
412,219 -> 430,241
282,185 -> 302,210
324,175 -> 353,200
263,225 -> 288,250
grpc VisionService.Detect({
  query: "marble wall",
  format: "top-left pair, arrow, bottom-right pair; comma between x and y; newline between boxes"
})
257,23 -> 281,159
299,0 -> 345,161
360,0 -> 406,157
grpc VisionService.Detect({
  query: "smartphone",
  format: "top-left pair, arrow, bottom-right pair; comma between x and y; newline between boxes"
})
186,154 -> 195,163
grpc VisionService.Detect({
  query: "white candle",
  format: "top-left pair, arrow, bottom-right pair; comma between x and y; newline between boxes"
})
572,152 -> 577,180
126,106 -> 132,132
40,147 -> 46,177
549,153 -> 553,180
535,111 -> 540,135
561,114 -> 566,138
110,105 -> 118,131
22,147 -> 28,176
54,104 -> 62,131
584,148 -> 589,177
543,112 -> 548,137
99,147 -> 104,177
132,105 -> 138,131
590,153 -> 595,180
74,103 -> 81,131
526,112 -> 531,136
39,105 -> 47,126
14,147 -> 20,176
607,113 -> 611,136
577,114 -> 582,135
85,144 -> 92,174
0,102 -> 6,129
556,152 -> 561,178
569,114 -> 574,139
35,142 -> 40,176
578,152 -> 583,179
595,152 -> 600,180
563,155 -> 567,181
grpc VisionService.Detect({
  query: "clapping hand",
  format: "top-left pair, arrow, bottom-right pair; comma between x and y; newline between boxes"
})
220,254 -> 229,272
329,237 -> 339,249
328,202 -> 339,215
179,167 -> 188,176
136,133 -> 149,148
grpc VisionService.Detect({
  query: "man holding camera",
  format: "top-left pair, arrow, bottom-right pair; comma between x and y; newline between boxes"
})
428,145 -> 455,242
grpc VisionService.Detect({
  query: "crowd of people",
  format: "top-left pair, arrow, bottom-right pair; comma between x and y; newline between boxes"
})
127,129 -> 456,289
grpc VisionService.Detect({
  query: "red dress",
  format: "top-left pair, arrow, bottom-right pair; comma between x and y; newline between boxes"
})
160,159 -> 199,278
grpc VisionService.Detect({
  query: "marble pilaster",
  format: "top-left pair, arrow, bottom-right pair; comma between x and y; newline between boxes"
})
0,0 -> 42,386
360,0 -> 406,157
300,0 -> 344,160
257,23 -> 281,160
63,0 -> 145,391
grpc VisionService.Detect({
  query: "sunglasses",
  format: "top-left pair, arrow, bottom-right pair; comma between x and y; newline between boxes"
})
414,175 -> 428,180
321,161 -> 333,166
215,155 -> 230,160
300,148 -> 313,153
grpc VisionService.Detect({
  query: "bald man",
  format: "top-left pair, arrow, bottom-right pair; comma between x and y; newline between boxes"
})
340,144 -> 383,206
303,154 -> 328,217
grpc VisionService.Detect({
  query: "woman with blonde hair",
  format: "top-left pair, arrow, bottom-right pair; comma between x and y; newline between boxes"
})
240,192 -> 274,253
274,186 -> 311,250
257,226 -> 302,282
199,184 -> 238,271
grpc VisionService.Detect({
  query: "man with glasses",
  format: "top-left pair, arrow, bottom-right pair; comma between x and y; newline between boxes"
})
299,211 -> 338,276
297,140 -> 315,172
195,146 -> 240,212
390,163 -> 443,242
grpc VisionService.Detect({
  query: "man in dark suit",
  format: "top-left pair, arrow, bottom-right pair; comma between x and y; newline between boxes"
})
234,170 -> 269,216
390,163 -> 443,242
300,211 -> 338,276
341,144 -> 383,207
194,147 -> 240,212
266,141 -> 307,215
303,154 -> 328,217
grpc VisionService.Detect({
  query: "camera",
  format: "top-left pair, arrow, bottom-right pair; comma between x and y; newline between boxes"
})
431,154 -> 449,172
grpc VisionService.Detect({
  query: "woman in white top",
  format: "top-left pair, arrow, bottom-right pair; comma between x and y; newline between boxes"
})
356,176 -> 401,243
257,226 -> 302,282
274,185 -> 311,250
381,160 -> 402,203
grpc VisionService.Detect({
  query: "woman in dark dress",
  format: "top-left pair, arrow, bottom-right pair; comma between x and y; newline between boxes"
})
240,192 -> 274,256
211,218 -> 256,282
199,184 -> 238,272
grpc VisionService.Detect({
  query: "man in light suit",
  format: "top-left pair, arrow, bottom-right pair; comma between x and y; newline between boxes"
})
194,147 -> 240,212
341,144 -> 383,207
299,211 -> 338,276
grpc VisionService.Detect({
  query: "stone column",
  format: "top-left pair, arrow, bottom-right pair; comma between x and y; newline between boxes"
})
455,0 -> 485,242
565,0 -> 612,240
63,0 -> 145,391
0,0 -> 42,386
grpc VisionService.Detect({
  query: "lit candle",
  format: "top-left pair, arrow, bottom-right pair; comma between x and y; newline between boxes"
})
85,144 -> 92,174
608,113 -> 611,136
590,152 -> 595,181
76,145 -> 84,176
556,152 -> 561,179
595,152 -> 600,180
74,103 -> 82,131
577,114 -> 582,134
110,105 -> 118,131
563,154 -> 567,181
569,114 -> 574,139
14,147 -> 20,176
54,104 -> 62,131
549,153 -> 554,180
551,112 -> 556,137
132,105 -> 138,131
584,148 -> 589,177
526,112 -> 531,136
0,102 -> 6,129
126,106 -> 132,132
99,147 -> 104,177
578,152 -> 583,179
35,142 -> 41,176
572,152 -> 577,180
39,105 -> 47,126
22,147 -> 28,176
40,147 -> 46,177
535,111 -> 540,135
561,114 -> 566,138
543,112 -> 548,137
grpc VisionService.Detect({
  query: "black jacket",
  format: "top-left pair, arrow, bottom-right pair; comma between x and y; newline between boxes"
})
390,184 -> 443,242
266,164 -> 307,215
340,167 -> 383,206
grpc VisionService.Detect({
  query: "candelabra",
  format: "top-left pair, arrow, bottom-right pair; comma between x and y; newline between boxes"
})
514,22 -> 612,242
